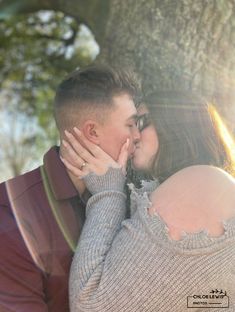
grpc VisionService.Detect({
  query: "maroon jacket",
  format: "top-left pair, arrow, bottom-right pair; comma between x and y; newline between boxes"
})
0,147 -> 86,312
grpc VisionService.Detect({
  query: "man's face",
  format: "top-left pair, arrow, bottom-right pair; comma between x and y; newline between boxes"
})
98,93 -> 140,161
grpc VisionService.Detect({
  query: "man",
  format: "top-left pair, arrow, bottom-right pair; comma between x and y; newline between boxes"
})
0,65 -> 141,312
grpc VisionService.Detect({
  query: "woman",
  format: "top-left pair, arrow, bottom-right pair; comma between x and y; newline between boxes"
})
62,91 -> 235,311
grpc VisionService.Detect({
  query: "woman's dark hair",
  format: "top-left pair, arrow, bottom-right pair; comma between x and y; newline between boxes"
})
145,90 -> 235,183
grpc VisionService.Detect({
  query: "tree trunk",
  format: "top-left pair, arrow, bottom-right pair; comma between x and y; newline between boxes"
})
98,0 -> 235,119
1,0 -> 235,120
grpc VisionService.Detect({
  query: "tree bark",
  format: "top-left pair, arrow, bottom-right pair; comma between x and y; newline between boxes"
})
99,0 -> 235,116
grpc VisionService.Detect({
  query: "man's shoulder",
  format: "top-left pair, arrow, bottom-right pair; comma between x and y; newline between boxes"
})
0,146 -> 61,205
0,166 -> 42,206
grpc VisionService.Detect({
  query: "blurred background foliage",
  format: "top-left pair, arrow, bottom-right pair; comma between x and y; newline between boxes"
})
0,11 -> 98,181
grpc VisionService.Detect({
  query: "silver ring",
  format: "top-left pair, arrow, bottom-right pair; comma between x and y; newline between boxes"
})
80,162 -> 86,169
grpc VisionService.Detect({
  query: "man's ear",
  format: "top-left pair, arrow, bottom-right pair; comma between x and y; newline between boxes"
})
82,120 -> 101,144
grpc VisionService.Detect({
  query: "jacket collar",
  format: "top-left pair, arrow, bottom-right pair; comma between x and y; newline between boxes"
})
43,146 -> 78,200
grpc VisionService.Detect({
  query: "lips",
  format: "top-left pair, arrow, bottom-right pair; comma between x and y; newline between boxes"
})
130,145 -> 140,159
134,145 -> 140,152
129,151 -> 135,158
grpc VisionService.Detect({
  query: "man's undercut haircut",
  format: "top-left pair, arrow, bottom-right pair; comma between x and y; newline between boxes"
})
54,65 -> 141,131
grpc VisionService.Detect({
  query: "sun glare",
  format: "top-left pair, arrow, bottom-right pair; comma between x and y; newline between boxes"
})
208,103 -> 235,172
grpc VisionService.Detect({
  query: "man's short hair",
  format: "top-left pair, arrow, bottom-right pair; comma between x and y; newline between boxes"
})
54,65 -> 141,132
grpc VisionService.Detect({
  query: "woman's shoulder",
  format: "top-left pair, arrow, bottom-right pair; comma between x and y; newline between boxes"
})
152,165 -> 235,200
176,165 -> 233,180
164,164 -> 234,184
149,165 -> 235,240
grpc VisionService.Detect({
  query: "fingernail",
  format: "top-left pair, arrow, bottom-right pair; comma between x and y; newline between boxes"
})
62,139 -> 68,147
74,127 -> 81,135
64,130 -> 70,136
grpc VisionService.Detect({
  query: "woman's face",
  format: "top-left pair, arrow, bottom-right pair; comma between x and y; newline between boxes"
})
131,105 -> 159,171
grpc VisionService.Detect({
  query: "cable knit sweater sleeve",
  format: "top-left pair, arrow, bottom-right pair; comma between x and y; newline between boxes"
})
69,167 -> 128,312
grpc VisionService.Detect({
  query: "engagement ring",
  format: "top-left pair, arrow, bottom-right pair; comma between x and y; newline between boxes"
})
80,162 -> 86,169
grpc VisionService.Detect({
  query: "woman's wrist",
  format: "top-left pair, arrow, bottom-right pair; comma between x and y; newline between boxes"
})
83,166 -> 126,195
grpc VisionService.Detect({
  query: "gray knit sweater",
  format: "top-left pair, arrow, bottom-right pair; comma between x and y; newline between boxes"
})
69,167 -> 235,311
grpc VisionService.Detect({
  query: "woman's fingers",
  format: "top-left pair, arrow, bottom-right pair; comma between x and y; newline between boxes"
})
64,130 -> 94,163
62,127 -> 123,176
73,127 -> 118,165
62,139 -> 86,168
73,127 -> 105,158
60,156 -> 85,178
